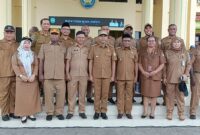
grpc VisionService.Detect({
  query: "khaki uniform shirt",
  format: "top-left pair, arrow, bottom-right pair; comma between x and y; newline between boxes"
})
164,49 -> 190,83
88,43 -> 117,78
59,36 -> 74,49
38,43 -> 67,79
137,36 -> 161,54
32,31 -> 51,55
0,39 -> 18,77
66,43 -> 90,77
84,36 -> 94,46
161,36 -> 186,54
115,36 -> 136,48
191,46 -> 200,72
116,46 -> 138,81
139,49 -> 165,81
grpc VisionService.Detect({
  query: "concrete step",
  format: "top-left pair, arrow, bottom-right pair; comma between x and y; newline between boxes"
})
1,103 -> 200,128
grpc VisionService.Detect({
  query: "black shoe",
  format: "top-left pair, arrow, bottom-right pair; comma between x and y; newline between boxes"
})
141,114 -> 147,119
117,114 -> 123,119
87,98 -> 94,103
149,115 -> 155,119
46,115 -> 53,121
66,113 -> 73,119
126,114 -> 133,119
2,115 -> 10,121
101,113 -> 108,120
9,113 -> 20,119
190,115 -> 196,120
156,102 -> 160,106
132,98 -> 136,103
79,113 -> 87,119
28,115 -> 36,121
21,116 -> 27,123
108,98 -> 116,105
56,114 -> 64,120
93,112 -> 100,120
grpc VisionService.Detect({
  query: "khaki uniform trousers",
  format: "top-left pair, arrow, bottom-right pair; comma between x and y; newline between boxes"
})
67,76 -> 88,114
166,83 -> 185,116
44,79 -> 66,115
0,77 -> 16,115
190,73 -> 200,115
117,80 -> 134,114
93,78 -> 110,113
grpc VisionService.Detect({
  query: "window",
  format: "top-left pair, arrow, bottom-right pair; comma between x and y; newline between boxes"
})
136,0 -> 142,4
135,31 -> 141,40
99,0 -> 128,2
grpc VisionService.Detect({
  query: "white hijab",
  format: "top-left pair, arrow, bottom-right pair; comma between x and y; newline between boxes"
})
17,40 -> 34,77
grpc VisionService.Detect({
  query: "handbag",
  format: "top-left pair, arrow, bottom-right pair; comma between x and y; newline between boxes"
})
178,81 -> 188,97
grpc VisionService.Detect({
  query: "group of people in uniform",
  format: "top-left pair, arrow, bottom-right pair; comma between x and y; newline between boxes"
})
0,17 -> 200,124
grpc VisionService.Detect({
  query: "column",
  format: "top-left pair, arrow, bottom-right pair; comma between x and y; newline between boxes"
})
22,0 -> 32,37
0,0 -> 12,39
186,0 -> 196,48
161,0 -> 170,38
169,0 -> 189,47
141,0 -> 154,36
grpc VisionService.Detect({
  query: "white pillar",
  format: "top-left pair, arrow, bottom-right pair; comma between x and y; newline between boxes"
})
142,0 -> 154,36
186,0 -> 196,48
22,0 -> 32,37
161,0 -> 170,38
169,0 -> 188,44
0,0 -> 12,39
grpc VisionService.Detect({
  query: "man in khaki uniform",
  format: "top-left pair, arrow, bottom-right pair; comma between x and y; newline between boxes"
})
116,34 -> 138,119
100,25 -> 116,104
32,18 -> 51,55
115,24 -> 137,48
59,22 -> 74,49
0,25 -> 19,121
66,31 -> 89,119
88,30 -> 117,120
81,25 -> 94,103
189,42 -> 200,119
161,24 -> 186,106
137,23 -> 161,54
59,22 -> 74,105
161,24 -> 186,53
115,24 -> 137,103
81,25 -> 94,47
38,28 -> 66,121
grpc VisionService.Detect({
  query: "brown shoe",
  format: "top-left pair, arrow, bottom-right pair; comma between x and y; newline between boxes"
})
179,115 -> 185,121
166,113 -> 172,120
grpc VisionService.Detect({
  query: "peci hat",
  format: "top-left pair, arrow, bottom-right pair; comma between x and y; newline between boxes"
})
50,28 -> 60,34
4,25 -> 15,32
61,22 -> 70,28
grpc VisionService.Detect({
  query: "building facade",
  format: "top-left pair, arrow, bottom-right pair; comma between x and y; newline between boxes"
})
0,0 -> 198,49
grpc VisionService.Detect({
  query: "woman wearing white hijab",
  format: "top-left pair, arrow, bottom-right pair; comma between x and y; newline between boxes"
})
12,37 -> 41,123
